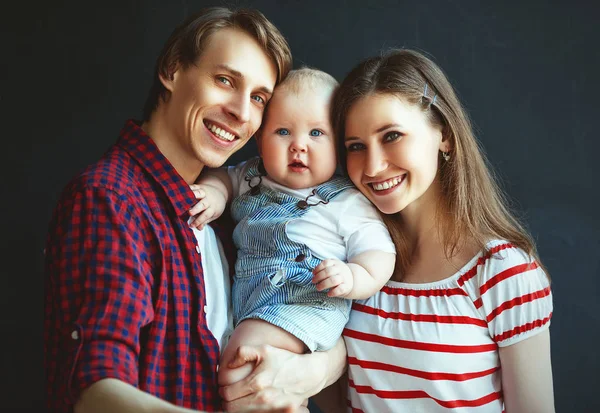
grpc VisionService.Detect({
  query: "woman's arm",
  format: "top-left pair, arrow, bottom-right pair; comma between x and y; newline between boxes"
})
499,329 -> 555,413
221,337 -> 347,412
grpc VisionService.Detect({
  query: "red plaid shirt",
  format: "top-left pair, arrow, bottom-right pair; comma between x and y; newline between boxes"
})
44,120 -> 224,412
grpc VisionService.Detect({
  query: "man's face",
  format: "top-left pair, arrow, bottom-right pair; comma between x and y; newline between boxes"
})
162,27 -> 278,171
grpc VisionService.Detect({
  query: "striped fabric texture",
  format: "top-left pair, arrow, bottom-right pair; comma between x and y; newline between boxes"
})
44,120 -> 222,412
344,240 -> 552,413
231,158 -> 353,351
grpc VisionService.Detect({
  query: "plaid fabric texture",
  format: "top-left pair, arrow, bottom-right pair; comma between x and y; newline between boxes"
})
44,120 -> 223,412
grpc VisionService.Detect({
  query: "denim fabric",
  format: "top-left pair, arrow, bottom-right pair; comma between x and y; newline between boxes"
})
231,158 -> 354,351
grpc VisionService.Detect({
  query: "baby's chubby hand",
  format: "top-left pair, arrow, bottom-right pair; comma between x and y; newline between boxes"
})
311,259 -> 354,298
189,183 -> 227,230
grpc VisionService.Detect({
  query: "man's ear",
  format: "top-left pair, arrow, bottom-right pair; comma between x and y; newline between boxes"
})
159,63 -> 180,92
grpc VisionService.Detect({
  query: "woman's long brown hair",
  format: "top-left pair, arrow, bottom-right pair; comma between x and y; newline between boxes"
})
332,49 -> 547,279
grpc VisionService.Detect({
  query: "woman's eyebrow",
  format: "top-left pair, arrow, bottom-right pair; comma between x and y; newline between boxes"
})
345,123 -> 402,141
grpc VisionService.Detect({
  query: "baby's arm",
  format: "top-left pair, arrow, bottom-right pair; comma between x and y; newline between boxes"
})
312,250 -> 395,300
189,168 -> 233,230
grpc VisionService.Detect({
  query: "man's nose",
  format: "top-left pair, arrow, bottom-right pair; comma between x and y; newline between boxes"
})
225,94 -> 251,123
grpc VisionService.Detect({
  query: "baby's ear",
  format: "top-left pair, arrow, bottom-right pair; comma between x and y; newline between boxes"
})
254,128 -> 264,156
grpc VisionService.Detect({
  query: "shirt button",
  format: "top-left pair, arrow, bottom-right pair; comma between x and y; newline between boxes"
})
71,330 -> 79,340
203,305 -> 208,313
216,364 -> 220,372
295,253 -> 306,262
196,245 -> 201,253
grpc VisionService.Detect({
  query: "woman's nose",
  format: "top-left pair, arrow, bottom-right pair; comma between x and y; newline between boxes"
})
364,148 -> 387,177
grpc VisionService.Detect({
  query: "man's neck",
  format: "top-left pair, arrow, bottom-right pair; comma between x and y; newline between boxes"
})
141,113 -> 203,184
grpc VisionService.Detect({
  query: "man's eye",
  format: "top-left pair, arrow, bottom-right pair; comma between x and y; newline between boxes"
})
346,143 -> 365,152
276,128 -> 290,136
217,77 -> 232,86
309,129 -> 323,137
383,131 -> 401,142
251,95 -> 265,104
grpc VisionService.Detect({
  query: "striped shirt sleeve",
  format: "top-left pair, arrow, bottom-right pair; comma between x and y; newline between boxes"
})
477,245 -> 553,347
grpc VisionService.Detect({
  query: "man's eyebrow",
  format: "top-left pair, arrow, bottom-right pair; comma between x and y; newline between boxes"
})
214,64 -> 273,95
345,123 -> 402,141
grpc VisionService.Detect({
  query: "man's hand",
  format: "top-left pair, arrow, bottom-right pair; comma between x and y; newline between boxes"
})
220,345 -> 327,412
189,183 -> 227,230
312,259 -> 354,297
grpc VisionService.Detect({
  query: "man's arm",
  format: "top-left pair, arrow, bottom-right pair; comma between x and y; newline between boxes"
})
76,379 -> 300,413
220,337 -> 347,412
75,379 -> 200,413
44,186 -> 154,410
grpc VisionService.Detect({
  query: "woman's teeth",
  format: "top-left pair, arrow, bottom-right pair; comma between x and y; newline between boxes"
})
372,177 -> 402,191
206,122 -> 235,141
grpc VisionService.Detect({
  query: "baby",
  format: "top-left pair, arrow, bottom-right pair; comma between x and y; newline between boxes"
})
190,68 -> 396,385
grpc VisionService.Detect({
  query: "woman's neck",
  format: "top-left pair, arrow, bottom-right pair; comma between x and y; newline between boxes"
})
395,185 -> 478,284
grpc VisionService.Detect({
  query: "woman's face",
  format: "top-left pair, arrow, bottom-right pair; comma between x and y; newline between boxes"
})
344,93 -> 449,215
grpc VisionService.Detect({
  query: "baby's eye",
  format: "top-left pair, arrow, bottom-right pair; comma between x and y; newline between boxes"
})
383,131 -> 401,142
276,128 -> 290,136
309,129 -> 323,137
346,142 -> 365,152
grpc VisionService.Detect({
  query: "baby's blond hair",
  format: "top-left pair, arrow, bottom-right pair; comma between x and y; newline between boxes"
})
277,66 -> 338,96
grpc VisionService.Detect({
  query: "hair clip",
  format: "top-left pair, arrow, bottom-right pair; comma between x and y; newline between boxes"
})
421,82 -> 437,110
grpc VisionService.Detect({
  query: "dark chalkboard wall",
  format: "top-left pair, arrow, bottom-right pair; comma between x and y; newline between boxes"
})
4,1 -> 598,412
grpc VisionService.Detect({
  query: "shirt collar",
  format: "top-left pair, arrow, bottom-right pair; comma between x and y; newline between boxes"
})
117,119 -> 197,219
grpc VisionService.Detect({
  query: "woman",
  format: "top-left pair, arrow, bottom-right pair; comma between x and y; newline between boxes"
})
326,49 -> 555,412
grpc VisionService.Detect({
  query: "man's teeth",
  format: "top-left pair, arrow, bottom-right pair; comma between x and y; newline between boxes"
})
206,122 -> 235,141
372,177 -> 402,191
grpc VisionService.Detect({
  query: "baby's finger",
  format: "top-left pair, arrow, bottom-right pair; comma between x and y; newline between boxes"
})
189,200 -> 209,216
191,211 -> 213,229
190,187 -> 206,200
312,266 -> 337,284
315,274 -> 342,292
312,259 -> 336,275
327,283 -> 350,297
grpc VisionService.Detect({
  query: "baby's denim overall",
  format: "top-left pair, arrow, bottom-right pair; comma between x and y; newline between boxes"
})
231,158 -> 354,351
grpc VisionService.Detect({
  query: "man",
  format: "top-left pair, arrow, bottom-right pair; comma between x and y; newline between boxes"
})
44,7 -> 345,413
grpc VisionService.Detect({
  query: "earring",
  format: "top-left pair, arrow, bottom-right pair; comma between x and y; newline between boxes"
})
441,151 -> 450,162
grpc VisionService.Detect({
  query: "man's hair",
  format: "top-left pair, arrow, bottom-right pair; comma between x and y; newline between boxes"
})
142,7 -> 292,121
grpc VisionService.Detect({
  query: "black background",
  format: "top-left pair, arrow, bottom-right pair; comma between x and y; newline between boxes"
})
3,1 -> 599,412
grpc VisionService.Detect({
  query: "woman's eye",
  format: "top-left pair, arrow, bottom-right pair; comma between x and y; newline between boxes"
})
309,129 -> 323,137
383,131 -> 401,142
251,95 -> 265,104
346,143 -> 365,152
217,77 -> 232,86
276,128 -> 290,136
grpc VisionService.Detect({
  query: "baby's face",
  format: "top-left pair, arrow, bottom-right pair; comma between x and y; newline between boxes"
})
257,88 -> 337,189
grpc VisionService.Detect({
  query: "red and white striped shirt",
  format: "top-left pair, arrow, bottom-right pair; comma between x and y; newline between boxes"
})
343,240 -> 552,413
